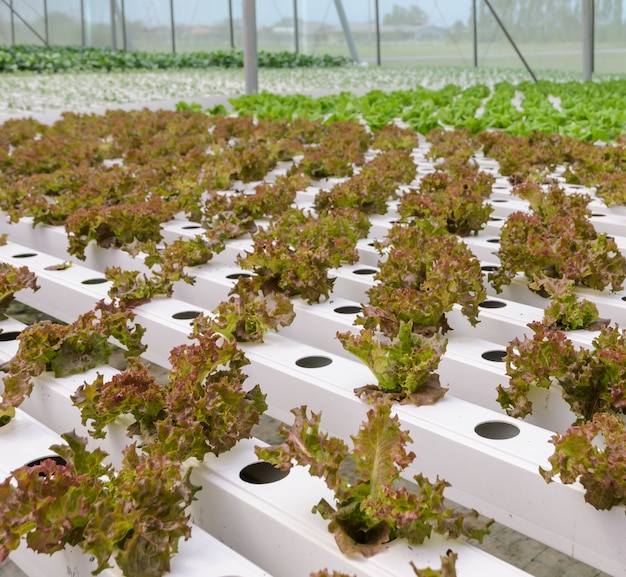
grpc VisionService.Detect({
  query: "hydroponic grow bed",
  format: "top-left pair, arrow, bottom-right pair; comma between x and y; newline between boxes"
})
0,97 -> 623,577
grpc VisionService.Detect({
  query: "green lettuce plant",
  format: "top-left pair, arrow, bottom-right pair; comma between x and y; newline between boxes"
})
490,184 -> 626,293
540,412 -> 626,511
197,285 -> 296,343
338,321 -> 448,406
0,260 -> 39,320
498,322 -> 626,422
527,276 -> 608,331
398,171 -> 493,236
236,207 -> 369,304
314,149 -> 417,214
0,300 -> 146,425
0,432 -> 198,577
363,224 -> 485,334
256,401 -> 492,557
74,329 -> 267,463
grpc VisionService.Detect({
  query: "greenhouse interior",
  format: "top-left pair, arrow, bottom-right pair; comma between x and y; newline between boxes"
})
0,2 -> 625,577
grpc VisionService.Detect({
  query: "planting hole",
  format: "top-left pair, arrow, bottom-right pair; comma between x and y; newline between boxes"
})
26,455 -> 67,477
26,455 -> 67,468
182,225 -> 202,229
481,265 -> 500,272
239,461 -> 289,484
486,238 -> 500,243
226,272 -> 252,280
172,311 -> 201,320
353,268 -> 377,276
479,300 -> 507,309
481,350 -> 507,362
334,305 -> 362,314
489,217 -> 504,222
0,331 -> 21,341
12,253 -> 37,258
296,355 -> 333,368
474,421 -> 520,440
591,213 -> 607,218
491,197 -> 509,201
82,278 -> 108,285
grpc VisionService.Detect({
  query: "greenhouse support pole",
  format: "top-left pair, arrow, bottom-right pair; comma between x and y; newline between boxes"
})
375,0 -> 381,65
80,0 -> 85,46
483,0 -> 536,83
83,0 -> 92,46
43,0 -> 49,45
472,0 -> 478,66
228,0 -> 235,48
242,0 -> 258,94
170,0 -> 176,53
582,0 -> 593,80
110,0 -> 117,50
334,0 -> 360,63
293,0 -> 299,53
121,0 -> 128,51
9,0 -> 15,45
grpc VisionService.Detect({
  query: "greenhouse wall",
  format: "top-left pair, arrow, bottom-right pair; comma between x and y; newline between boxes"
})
0,0 -> 625,75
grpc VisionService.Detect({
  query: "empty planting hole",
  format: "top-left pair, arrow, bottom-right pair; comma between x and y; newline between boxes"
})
182,225 -> 202,229
239,461 -> 289,484
481,350 -> 507,362
82,278 -> 108,285
172,311 -> 201,320
226,272 -> 252,280
12,253 -> 37,258
481,265 -> 500,272
486,238 -> 500,244
591,213 -> 607,218
474,421 -> 520,440
0,331 -> 21,341
491,198 -> 509,202
334,305 -> 362,314
489,217 -> 504,221
296,355 -> 333,368
353,268 -> 377,276
479,300 -> 507,309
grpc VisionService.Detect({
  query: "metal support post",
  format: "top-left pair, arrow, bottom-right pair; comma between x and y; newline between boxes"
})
582,0 -> 593,80
333,0 -> 359,63
483,0 -> 536,83
121,0 -> 127,50
293,0 -> 299,53
43,0 -> 48,44
242,0 -> 258,94
170,0 -> 176,53
109,0 -> 117,50
80,0 -> 86,46
228,0 -> 234,48
10,0 -> 15,45
473,0 -> 478,67
375,0 -> 380,65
